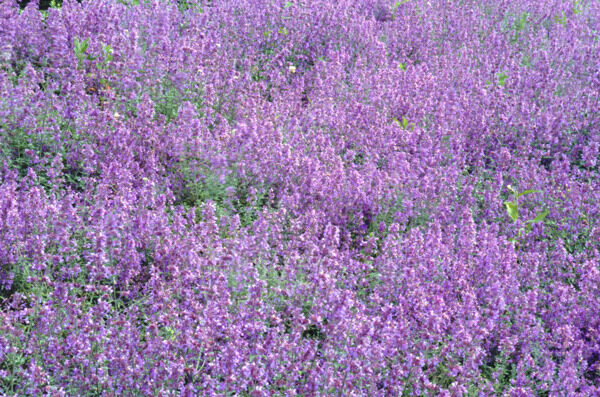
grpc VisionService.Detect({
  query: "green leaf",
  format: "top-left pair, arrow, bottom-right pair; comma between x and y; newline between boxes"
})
284,1 -> 293,8
504,201 -> 518,222
102,44 -> 114,62
514,12 -> 529,32
75,38 -> 89,54
497,71 -> 508,87
391,0 -> 410,10
526,209 -> 549,224
516,189 -> 541,199
402,117 -> 408,129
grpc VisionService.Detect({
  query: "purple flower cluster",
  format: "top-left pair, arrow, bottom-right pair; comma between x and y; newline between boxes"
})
1,0 -> 599,394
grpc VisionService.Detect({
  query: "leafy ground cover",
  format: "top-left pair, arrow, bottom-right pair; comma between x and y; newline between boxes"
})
1,0 -> 599,395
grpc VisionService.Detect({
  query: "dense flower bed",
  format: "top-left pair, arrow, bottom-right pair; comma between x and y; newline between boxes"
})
1,0 -> 599,395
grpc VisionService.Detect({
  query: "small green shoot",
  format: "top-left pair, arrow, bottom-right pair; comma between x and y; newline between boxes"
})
102,44 -> 114,63
391,0 -> 410,11
392,116 -> 415,130
73,37 -> 90,70
497,71 -> 508,87
513,12 -> 529,33
390,0 -> 410,20
161,326 -> 178,341
573,0 -> 583,15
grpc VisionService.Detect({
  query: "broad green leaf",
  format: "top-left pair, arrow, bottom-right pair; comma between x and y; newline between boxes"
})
504,201 -> 518,222
402,117 -> 408,129
284,1 -> 293,8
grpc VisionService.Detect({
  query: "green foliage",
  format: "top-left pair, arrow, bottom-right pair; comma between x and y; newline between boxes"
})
392,116 -> 415,130
152,78 -> 184,124
172,160 -> 274,228
1,259 -> 31,302
149,76 -> 239,128
544,216 -> 594,255
0,105 -> 89,193
487,71 -> 509,87
99,44 -> 114,66
73,37 -> 91,71
302,324 -> 326,341
0,127 -> 52,190
116,0 -> 141,6
497,71 -> 508,87
371,194 -> 404,235
390,0 -> 411,21
0,351 -> 28,394
177,0 -> 204,13
504,185 -> 548,246
513,12 -> 529,33
73,38 -> 115,90
503,11 -> 530,44
476,348 -> 517,395
160,325 -> 178,341
355,269 -> 382,303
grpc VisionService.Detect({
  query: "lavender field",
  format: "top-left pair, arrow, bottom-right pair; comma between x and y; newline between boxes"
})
1,0 -> 599,395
